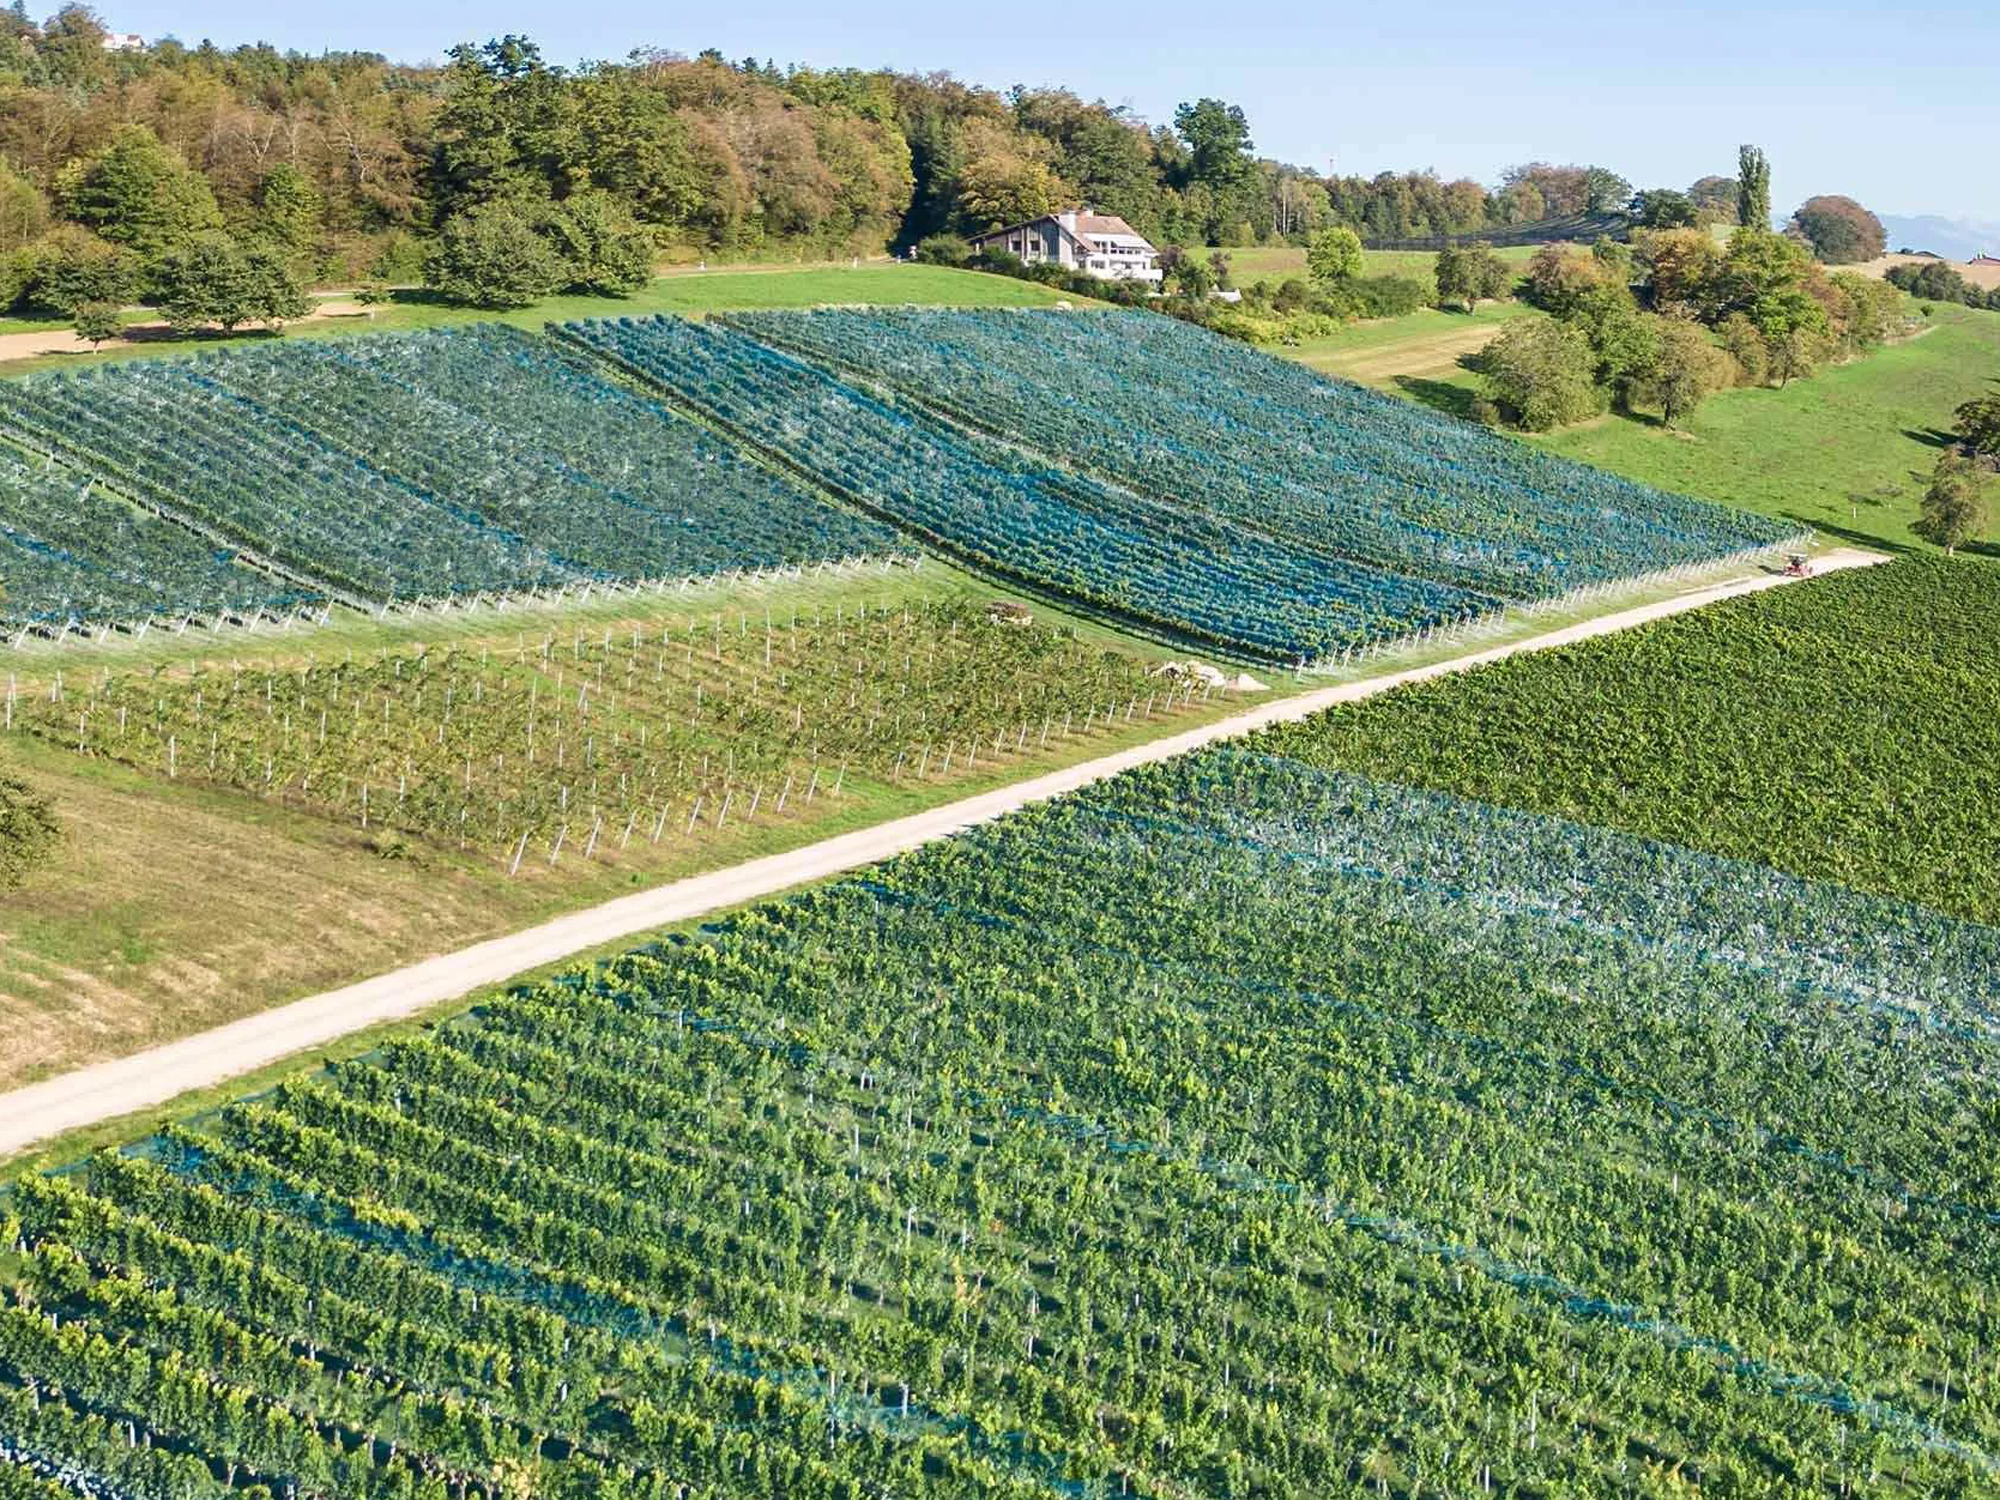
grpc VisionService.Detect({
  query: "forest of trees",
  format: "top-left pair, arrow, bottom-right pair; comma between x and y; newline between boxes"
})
0,10 -> 1743,294
0,6 -> 1922,323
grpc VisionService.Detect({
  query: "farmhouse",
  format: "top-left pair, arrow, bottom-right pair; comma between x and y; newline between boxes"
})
971,207 -> 1164,284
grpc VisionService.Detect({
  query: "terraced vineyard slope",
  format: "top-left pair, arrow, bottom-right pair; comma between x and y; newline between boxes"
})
6,747 -> 1995,1498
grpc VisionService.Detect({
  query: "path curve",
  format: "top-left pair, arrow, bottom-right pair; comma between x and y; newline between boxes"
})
0,548 -> 1885,1157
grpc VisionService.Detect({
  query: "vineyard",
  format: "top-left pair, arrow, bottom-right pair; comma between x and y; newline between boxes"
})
719,308 -> 1794,597
1258,555 -> 2000,922
5,747 -> 1997,1498
0,448 -> 307,632
0,310 -> 1798,662
0,325 -> 900,617
3,597 -> 1212,867
556,316 -> 1496,663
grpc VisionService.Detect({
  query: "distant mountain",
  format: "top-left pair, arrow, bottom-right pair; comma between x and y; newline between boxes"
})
1879,214 -> 2000,261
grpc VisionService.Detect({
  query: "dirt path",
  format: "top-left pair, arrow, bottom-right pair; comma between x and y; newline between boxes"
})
0,300 -> 381,362
0,547 -> 1886,1158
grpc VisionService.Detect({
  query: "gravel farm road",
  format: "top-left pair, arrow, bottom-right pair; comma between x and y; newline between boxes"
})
0,547 -> 1886,1158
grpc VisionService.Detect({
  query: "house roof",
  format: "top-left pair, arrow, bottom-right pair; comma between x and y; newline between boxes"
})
1075,212 -> 1146,240
971,209 -> 1157,254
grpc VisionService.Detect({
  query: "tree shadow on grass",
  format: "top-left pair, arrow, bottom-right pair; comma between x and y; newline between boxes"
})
1778,512 -> 1924,558
1392,375 -> 1479,419
1902,427 -> 1961,449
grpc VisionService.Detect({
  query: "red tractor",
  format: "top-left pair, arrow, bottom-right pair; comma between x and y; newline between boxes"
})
1782,553 -> 1812,578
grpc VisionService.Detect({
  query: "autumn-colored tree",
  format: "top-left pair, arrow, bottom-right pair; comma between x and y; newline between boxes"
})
1522,243 -> 1605,317
1637,229 -> 1720,317
1788,194 -> 1886,264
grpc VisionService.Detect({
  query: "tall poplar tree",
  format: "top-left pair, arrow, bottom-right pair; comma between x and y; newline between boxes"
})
1736,145 -> 1771,230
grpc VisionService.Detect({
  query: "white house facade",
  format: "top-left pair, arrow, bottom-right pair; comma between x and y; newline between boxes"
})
971,208 -> 1164,284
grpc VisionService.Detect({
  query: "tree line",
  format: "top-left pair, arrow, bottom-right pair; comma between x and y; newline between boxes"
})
0,9 -> 1924,325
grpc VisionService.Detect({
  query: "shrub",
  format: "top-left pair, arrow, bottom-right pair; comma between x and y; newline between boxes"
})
1347,275 -> 1431,319
1475,315 -> 1605,431
1716,313 -> 1770,386
914,233 -> 972,266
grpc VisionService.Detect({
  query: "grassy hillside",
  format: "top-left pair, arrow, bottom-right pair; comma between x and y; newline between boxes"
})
1291,300 -> 2000,554
1204,241 -> 1540,284
1288,300 -> 1535,404
1259,557 -> 2000,921
1541,306 -> 2000,553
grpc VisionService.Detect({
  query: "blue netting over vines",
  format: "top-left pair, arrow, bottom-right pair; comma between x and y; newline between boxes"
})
0,447 -> 305,629
562,314 -> 1495,662
0,324 -> 901,611
722,307 -> 1794,598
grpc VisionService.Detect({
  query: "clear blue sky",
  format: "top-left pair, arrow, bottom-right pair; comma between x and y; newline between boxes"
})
103,1 -> 1999,222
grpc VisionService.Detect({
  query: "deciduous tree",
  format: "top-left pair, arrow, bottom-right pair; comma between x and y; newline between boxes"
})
1955,388 -> 2000,456
1788,195 -> 1885,265
1631,317 -> 1733,427
1305,226 -> 1362,287
1630,189 -> 1698,228
1435,241 -> 1510,312
1915,452 -> 1988,554
1475,315 -> 1604,430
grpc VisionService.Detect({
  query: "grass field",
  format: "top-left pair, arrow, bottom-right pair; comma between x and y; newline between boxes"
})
0,264 -> 1079,377
1541,306 -> 2000,553
1201,241 -> 1540,285
1292,300 -> 2000,554
1288,299 -> 1536,402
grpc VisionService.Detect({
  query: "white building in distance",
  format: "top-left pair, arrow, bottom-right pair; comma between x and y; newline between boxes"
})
971,208 -> 1163,283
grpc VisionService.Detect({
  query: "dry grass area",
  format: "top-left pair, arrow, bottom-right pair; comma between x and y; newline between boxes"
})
0,726 -> 1140,1088
0,570 -> 1289,1090
1849,252 -> 2000,291
1290,301 -> 1537,396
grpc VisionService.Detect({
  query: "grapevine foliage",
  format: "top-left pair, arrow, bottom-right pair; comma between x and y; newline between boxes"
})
720,308 -> 1793,597
6,751 -> 1997,1498
1259,556 -> 2000,922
